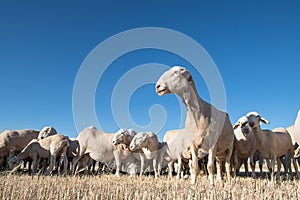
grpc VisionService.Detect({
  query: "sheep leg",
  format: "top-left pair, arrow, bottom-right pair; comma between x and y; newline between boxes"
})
114,154 -> 121,176
292,157 -> 299,178
44,155 -> 55,176
244,159 -> 249,175
250,155 -> 256,178
140,154 -> 145,176
207,147 -> 216,187
153,157 -> 158,178
31,154 -> 38,174
71,146 -> 85,175
168,162 -> 173,178
216,159 -> 222,181
61,153 -> 68,175
190,145 -> 199,185
233,151 -> 238,177
270,158 -> 275,182
258,156 -> 263,176
176,156 -> 182,179
276,157 -> 281,180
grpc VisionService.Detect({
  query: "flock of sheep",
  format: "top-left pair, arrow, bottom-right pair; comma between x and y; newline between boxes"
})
1,66 -> 300,187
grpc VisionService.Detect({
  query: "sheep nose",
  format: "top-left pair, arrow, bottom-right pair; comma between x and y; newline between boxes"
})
156,84 -> 161,89
249,122 -> 254,127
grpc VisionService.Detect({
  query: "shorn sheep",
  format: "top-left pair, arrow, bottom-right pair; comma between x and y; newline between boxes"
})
246,111 -> 299,181
156,66 -> 234,186
232,116 -> 258,178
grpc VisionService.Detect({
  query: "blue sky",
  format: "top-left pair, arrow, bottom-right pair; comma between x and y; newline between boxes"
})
1,1 -> 299,140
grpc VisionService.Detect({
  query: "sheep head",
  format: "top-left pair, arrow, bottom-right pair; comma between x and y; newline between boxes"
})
8,156 -> 20,170
246,112 -> 270,132
112,128 -> 128,145
129,133 -> 148,151
38,126 -> 57,140
156,66 -> 194,96
233,116 -> 252,137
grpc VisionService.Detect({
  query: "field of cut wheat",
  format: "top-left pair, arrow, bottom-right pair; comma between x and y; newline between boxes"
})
0,172 -> 299,200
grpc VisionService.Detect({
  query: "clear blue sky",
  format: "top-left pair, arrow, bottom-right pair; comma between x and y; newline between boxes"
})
1,1 -> 299,140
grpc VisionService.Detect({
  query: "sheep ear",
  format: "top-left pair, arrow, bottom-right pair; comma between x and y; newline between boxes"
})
233,123 -> 240,130
260,117 -> 270,124
143,135 -> 148,140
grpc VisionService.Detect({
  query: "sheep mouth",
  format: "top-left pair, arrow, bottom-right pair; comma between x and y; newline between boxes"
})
156,88 -> 168,96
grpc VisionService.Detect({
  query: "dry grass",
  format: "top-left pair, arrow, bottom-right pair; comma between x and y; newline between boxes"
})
0,172 -> 299,200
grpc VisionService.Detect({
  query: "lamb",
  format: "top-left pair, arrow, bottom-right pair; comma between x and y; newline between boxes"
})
246,111 -> 299,181
8,134 -> 69,175
156,66 -> 234,186
232,116 -> 257,178
129,132 -> 160,177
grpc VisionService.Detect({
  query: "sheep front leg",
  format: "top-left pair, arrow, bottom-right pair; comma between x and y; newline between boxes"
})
190,145 -> 199,185
140,154 -> 145,176
153,157 -> 158,178
176,156 -> 182,179
216,160 -> 222,181
207,147 -> 216,187
250,154 -> 256,178
233,151 -> 238,178
168,162 -> 173,178
270,158 -> 276,182
115,155 -> 121,176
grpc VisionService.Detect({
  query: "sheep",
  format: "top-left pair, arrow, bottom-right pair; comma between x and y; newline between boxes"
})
162,129 -> 190,179
246,111 -> 299,181
111,129 -> 141,176
72,127 -> 137,176
8,134 -> 69,175
129,132 -> 160,177
156,66 -> 234,186
232,116 -> 257,178
0,129 -> 39,168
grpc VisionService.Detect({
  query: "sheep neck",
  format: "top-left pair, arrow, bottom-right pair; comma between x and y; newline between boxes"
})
251,126 -> 264,152
178,80 -> 209,134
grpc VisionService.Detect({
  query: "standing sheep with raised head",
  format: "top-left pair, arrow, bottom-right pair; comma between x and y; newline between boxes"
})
246,111 -> 299,181
156,66 -> 234,186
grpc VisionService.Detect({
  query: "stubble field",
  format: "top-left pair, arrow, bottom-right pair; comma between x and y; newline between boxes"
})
0,172 -> 299,200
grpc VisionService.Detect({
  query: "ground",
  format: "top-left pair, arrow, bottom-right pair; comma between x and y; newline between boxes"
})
0,172 -> 299,200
